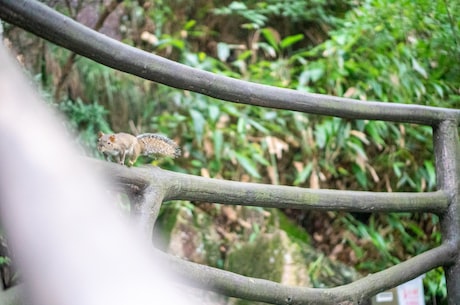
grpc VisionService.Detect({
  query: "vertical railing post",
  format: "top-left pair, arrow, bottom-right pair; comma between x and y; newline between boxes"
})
433,120 -> 460,304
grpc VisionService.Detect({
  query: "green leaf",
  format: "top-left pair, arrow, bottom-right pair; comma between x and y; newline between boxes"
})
352,164 -> 368,188
369,230 -> 388,254
208,104 -> 220,123
249,222 -> 260,243
347,141 -> 367,159
299,67 -> 324,85
237,50 -> 253,61
190,109 -> 206,143
365,121 -> 386,147
314,125 -> 327,148
432,83 -> 444,98
234,152 -> 261,178
228,1 -> 247,10
424,160 -> 436,187
407,222 -> 425,238
183,19 -> 196,30
237,116 -> 246,134
213,130 -> 223,162
261,28 -> 279,51
0,256 -> 11,265
223,104 -> 241,117
257,42 -> 277,58
252,153 -> 270,166
217,42 -> 230,62
280,34 -> 304,49
333,33 -> 347,46
412,58 -> 428,79
294,163 -> 313,186
247,118 -> 269,133
392,162 -> 404,178
156,37 -> 185,51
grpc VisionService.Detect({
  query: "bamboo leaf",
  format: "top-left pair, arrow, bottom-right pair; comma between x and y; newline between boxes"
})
280,34 -> 304,49
261,28 -> 279,51
234,152 -> 261,178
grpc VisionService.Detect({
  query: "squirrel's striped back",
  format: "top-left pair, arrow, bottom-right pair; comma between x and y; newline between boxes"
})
136,133 -> 181,158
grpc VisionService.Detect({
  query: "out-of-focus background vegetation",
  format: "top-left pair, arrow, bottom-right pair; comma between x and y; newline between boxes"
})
2,0 -> 459,303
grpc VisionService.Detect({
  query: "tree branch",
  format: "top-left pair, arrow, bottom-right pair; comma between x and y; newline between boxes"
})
0,0 -> 459,125
158,243 -> 456,305
434,120 -> 460,302
131,186 -> 166,236
96,161 -> 449,213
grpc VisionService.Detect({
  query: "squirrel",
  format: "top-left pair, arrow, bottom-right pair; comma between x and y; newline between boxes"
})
97,131 -> 181,166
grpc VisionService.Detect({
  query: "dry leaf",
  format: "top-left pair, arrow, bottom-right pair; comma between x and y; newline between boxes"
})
200,168 -> 210,178
267,165 -> 278,185
265,136 -> 289,159
293,161 -> 304,173
310,169 -> 320,189
344,87 -> 357,98
350,130 -> 369,145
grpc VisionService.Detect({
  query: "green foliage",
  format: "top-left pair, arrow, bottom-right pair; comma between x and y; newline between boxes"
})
296,0 -> 460,107
213,2 -> 268,29
213,0 -> 351,29
341,213 -> 437,270
425,267 -> 448,304
277,211 -> 311,244
0,256 -> 11,266
57,98 -> 111,155
341,212 -> 444,303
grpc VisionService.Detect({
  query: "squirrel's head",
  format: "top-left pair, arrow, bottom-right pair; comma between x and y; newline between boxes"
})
97,132 -> 116,153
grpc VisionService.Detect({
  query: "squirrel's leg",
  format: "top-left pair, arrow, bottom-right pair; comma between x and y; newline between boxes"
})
127,155 -> 137,167
120,151 -> 127,165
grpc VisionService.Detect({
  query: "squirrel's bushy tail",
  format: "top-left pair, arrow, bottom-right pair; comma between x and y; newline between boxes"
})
136,134 -> 181,158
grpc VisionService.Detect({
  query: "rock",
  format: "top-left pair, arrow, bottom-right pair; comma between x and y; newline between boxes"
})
154,202 -> 222,267
225,230 -> 311,287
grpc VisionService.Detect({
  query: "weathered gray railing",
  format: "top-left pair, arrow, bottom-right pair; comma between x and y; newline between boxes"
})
0,1 -> 459,304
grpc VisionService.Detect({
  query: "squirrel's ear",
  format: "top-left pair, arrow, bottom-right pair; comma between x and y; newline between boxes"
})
97,131 -> 104,138
109,135 -> 116,143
